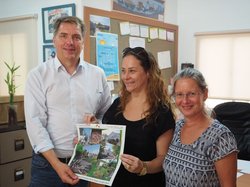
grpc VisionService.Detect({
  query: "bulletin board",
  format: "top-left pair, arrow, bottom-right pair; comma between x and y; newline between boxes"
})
83,7 -> 178,94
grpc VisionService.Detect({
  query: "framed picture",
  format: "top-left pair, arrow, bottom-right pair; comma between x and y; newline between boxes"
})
90,15 -> 111,37
42,3 -> 76,43
43,45 -> 56,62
112,0 -> 165,21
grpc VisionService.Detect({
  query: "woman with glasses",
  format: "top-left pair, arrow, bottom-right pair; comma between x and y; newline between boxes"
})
163,68 -> 238,187
102,47 -> 175,187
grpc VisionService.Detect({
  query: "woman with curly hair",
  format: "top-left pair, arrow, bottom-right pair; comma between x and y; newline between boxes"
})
102,47 -> 175,187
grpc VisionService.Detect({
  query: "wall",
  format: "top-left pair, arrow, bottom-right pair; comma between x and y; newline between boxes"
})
177,0 -> 250,70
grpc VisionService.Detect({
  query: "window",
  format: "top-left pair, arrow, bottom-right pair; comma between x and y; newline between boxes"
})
0,15 -> 38,96
196,31 -> 250,101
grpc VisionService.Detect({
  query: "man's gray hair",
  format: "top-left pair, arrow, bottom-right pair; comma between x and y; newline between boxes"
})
53,16 -> 86,37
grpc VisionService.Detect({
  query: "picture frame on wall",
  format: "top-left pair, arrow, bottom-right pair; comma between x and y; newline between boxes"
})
112,0 -> 165,21
42,3 -> 76,43
43,45 -> 56,62
90,15 -> 111,37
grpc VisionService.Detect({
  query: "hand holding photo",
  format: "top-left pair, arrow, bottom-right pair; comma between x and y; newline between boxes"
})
68,124 -> 126,186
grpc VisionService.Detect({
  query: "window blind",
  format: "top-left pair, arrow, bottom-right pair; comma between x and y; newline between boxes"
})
0,15 -> 38,96
196,31 -> 250,101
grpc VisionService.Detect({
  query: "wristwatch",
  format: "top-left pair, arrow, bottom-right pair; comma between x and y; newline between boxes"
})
138,162 -> 147,176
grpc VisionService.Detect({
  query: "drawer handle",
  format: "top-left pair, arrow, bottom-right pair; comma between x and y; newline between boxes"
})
14,139 -> 24,151
14,168 -> 24,181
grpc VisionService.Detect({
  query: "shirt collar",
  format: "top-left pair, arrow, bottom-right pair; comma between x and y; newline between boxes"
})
53,56 -> 86,72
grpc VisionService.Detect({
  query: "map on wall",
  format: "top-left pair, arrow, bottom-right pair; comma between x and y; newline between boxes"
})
112,0 -> 165,21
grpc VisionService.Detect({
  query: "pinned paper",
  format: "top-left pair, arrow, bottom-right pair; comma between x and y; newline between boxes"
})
129,37 -> 145,48
159,28 -> 167,40
157,51 -> 171,69
149,27 -> 158,39
130,23 -> 140,36
167,31 -> 175,42
120,22 -> 130,35
140,25 -> 149,38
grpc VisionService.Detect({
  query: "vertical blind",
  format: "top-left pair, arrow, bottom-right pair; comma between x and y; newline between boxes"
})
0,15 -> 38,96
196,32 -> 250,101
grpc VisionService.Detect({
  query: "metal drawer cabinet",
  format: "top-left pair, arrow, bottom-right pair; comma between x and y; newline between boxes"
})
0,158 -> 31,187
0,126 -> 32,187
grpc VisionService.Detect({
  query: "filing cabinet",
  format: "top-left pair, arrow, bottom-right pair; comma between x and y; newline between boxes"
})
0,124 -> 32,187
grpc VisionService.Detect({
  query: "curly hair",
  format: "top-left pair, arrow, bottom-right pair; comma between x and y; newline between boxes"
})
118,47 -> 174,126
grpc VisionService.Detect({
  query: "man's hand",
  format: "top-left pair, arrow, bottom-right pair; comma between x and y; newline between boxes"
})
83,113 -> 98,124
54,161 -> 79,185
42,149 -> 79,185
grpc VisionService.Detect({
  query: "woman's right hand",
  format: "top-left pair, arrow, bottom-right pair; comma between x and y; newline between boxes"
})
120,154 -> 144,174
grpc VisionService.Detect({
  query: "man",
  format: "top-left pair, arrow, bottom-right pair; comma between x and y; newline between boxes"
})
24,16 -> 111,187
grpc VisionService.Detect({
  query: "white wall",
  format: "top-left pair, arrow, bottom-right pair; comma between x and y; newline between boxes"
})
177,0 -> 250,70
164,0 -> 178,24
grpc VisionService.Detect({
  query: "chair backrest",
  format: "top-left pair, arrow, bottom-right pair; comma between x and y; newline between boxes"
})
212,101 -> 250,161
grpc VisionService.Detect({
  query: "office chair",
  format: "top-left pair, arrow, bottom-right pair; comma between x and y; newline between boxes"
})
212,101 -> 250,161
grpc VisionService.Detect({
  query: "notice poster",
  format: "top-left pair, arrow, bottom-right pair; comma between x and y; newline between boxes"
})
96,32 -> 119,81
68,124 -> 126,186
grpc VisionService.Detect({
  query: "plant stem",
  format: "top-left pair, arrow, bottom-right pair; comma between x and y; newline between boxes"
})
9,93 -> 14,105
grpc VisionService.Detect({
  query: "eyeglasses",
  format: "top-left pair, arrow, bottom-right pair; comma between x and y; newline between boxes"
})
173,92 -> 201,99
122,47 -> 147,57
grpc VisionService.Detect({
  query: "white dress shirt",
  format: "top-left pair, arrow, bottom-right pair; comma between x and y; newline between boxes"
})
24,57 -> 111,158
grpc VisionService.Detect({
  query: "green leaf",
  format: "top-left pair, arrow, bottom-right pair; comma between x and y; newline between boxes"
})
3,61 -> 21,105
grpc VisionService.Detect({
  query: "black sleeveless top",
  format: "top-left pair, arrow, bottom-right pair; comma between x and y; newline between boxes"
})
102,97 -> 175,187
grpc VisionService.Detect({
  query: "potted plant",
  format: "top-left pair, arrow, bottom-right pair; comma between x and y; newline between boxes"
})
4,61 -> 20,126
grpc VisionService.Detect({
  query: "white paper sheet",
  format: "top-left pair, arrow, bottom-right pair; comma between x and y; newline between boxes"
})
149,27 -> 158,39
140,25 -> 149,38
129,37 -> 145,48
157,51 -> 171,69
159,28 -> 167,40
120,22 -> 130,35
130,23 -> 140,36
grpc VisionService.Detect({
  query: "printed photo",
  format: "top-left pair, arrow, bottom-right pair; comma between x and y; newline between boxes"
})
68,124 -> 126,186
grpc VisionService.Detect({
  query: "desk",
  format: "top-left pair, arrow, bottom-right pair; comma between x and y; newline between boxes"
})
237,159 -> 250,187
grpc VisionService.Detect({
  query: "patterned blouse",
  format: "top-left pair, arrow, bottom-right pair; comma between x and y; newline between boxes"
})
163,119 -> 238,187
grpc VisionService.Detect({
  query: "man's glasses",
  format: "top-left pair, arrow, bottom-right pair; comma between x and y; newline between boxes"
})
173,92 -> 201,100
